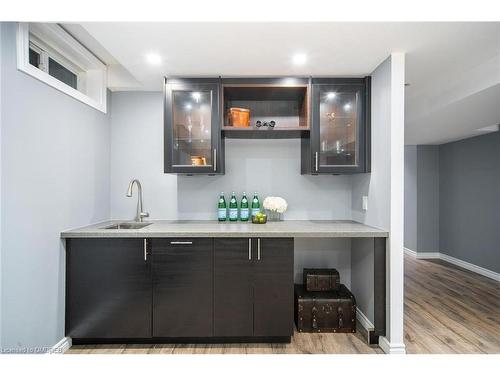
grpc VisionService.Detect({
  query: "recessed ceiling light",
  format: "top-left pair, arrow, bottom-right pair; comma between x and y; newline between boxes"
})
326,92 -> 336,100
185,103 -> 192,110
292,53 -> 307,66
343,103 -> 351,111
146,53 -> 162,65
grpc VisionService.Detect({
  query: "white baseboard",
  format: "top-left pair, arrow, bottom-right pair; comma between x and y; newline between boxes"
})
416,252 -> 440,259
378,336 -> 406,354
356,307 -> 374,331
439,253 -> 500,282
404,248 -> 500,282
405,248 -> 440,259
403,247 -> 417,257
47,337 -> 72,354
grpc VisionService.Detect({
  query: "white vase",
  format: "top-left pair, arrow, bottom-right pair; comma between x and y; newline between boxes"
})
266,210 -> 282,222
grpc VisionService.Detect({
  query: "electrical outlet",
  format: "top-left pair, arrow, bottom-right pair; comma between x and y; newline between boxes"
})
362,196 -> 368,211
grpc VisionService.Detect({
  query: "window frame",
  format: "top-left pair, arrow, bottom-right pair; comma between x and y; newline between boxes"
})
17,23 -> 107,113
29,37 -> 83,91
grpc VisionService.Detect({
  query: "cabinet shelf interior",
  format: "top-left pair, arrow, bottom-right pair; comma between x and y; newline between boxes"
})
223,85 -> 309,131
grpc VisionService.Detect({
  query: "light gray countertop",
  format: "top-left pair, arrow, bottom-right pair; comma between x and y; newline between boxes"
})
61,220 -> 388,238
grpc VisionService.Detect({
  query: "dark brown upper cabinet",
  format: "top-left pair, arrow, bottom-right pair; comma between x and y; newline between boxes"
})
164,77 -> 371,175
164,78 -> 224,174
302,77 -> 371,174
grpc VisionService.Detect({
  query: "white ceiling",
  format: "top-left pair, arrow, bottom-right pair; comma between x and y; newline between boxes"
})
74,22 -> 500,145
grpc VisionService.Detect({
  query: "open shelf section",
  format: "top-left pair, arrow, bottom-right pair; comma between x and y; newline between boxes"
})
222,80 -> 310,139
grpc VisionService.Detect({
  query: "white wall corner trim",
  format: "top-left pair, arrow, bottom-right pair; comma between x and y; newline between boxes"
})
379,336 -> 406,354
47,337 -> 72,354
356,307 -> 375,331
387,51 -> 406,353
404,249 -> 500,281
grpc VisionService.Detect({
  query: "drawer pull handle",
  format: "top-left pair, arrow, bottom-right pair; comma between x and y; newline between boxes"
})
170,241 -> 193,245
144,239 -> 147,261
257,238 -> 261,260
248,238 -> 252,260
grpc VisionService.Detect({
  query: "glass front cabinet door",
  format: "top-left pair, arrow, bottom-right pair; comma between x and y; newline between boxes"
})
309,78 -> 370,174
164,78 -> 223,174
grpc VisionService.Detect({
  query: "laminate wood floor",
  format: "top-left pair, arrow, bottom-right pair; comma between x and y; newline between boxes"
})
67,254 -> 500,354
67,329 -> 381,354
404,254 -> 499,353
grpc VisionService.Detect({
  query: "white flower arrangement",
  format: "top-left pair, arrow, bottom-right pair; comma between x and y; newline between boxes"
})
263,196 -> 288,214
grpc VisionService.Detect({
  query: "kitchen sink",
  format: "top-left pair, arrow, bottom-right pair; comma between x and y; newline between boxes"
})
103,222 -> 152,230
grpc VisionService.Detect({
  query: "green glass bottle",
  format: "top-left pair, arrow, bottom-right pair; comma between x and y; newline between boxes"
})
251,192 -> 260,217
218,192 -> 227,221
240,192 -> 249,221
229,192 -> 238,221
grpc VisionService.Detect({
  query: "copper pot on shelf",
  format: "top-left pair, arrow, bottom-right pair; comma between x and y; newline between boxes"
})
228,107 -> 250,127
190,156 -> 207,166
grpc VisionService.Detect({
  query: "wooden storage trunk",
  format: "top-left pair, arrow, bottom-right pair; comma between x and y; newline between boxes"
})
303,268 -> 340,291
294,284 -> 356,333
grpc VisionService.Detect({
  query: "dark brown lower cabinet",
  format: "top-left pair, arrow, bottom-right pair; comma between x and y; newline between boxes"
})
214,238 -> 254,336
66,238 -> 152,339
152,238 -> 213,337
214,237 -> 294,338
253,238 -> 294,336
66,236 -> 294,341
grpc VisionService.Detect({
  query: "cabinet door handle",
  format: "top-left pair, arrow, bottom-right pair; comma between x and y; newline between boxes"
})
144,239 -> 148,261
213,149 -> 217,172
170,241 -> 193,245
257,238 -> 261,260
248,238 -> 252,260
315,152 -> 319,172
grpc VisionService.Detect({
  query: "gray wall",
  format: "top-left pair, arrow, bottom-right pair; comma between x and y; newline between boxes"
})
351,56 -> 392,323
416,145 -> 440,252
405,132 -> 500,273
1,23 -> 111,351
440,131 -> 500,273
109,92 -> 353,221
351,57 -> 391,230
404,145 -> 440,253
109,91 -> 354,287
110,92 -> 177,221
404,146 -> 417,251
177,139 -> 353,220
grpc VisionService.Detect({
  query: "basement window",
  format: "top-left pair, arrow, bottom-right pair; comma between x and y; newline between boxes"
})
17,23 -> 107,113
28,39 -> 79,90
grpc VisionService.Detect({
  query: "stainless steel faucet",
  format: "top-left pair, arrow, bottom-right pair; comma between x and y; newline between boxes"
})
126,179 -> 149,222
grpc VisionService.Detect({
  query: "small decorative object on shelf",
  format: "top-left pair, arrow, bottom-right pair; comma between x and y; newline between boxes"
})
255,120 -> 276,129
263,196 -> 288,221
